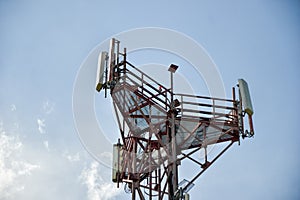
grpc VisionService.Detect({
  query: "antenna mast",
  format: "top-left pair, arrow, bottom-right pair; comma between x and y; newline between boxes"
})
95,38 -> 254,200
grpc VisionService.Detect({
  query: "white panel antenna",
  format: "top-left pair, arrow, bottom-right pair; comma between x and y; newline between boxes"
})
112,142 -> 123,183
96,51 -> 108,92
238,79 -> 254,116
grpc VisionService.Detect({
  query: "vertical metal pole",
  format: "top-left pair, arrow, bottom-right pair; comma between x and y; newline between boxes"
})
232,86 -> 240,143
150,171 -> 152,200
169,71 -> 178,199
212,99 -> 215,119
116,40 -> 120,69
232,87 -> 236,101
142,74 -> 144,94
238,88 -> 244,134
124,48 -> 127,72
181,95 -> 183,117
171,71 -> 173,104
105,67 -> 108,98
203,126 -> 208,164
132,183 -> 136,200
158,157 -> 161,199
132,138 -> 137,200
117,138 -> 121,188
232,87 -> 236,118
133,138 -> 137,174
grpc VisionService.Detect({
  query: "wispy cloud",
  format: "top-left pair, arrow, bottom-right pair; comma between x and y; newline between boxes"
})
80,161 -> 122,200
37,118 -> 46,134
63,151 -> 80,162
0,123 -> 40,199
43,140 -> 49,151
10,104 -> 17,111
42,100 -> 55,115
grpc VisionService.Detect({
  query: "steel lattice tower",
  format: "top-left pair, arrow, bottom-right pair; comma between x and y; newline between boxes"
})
95,38 -> 254,200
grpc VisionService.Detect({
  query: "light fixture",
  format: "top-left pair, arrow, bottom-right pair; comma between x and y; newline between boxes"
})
168,64 -> 179,73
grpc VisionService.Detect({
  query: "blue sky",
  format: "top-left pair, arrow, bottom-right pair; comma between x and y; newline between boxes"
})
0,1 -> 299,200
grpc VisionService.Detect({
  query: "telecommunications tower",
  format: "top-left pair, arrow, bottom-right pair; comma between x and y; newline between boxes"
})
95,38 -> 254,200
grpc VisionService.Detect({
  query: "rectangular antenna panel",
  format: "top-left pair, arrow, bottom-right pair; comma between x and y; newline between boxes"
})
238,79 -> 254,116
112,143 -> 123,182
96,51 -> 108,92
108,38 -> 116,81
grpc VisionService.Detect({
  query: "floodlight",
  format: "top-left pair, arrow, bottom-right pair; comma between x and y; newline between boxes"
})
168,64 -> 179,73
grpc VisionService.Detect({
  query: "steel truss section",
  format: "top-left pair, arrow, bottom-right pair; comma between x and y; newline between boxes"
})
96,40 -> 253,200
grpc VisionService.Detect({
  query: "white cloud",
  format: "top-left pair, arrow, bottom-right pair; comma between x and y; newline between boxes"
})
11,104 -> 17,111
80,161 -> 122,200
43,141 -> 49,151
0,124 -> 40,199
37,118 -> 46,134
63,151 -> 80,162
42,100 -> 55,115
0,113 -> 124,200
15,161 -> 40,176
